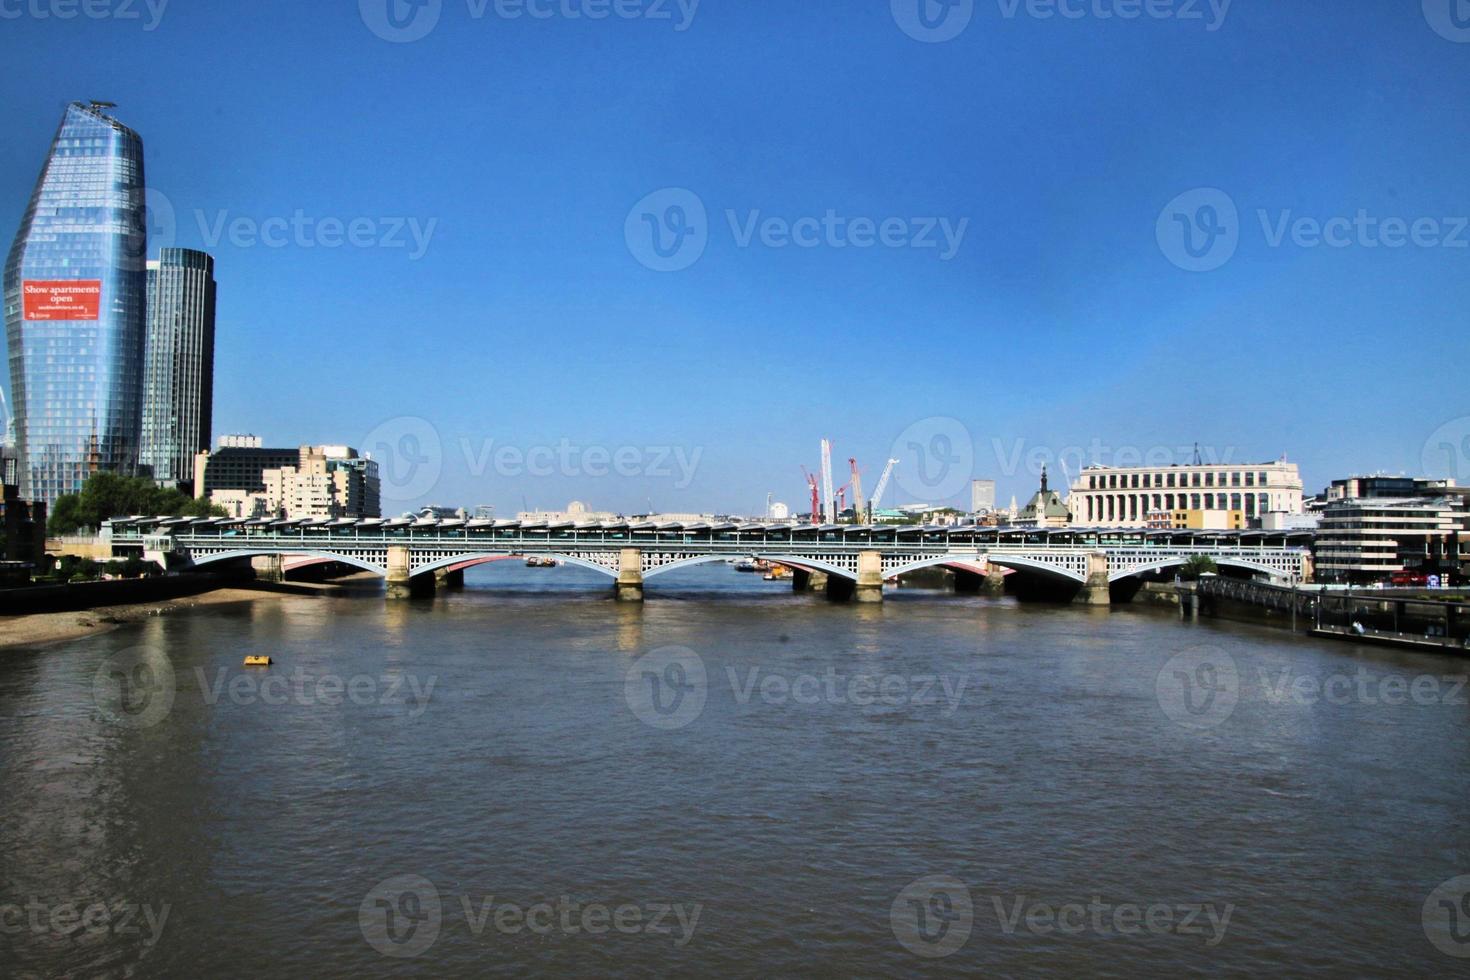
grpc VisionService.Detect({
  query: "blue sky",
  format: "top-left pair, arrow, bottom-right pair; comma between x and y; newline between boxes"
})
2,0 -> 1469,514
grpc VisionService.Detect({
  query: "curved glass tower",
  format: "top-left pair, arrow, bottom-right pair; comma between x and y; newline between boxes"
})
3,101 -> 147,504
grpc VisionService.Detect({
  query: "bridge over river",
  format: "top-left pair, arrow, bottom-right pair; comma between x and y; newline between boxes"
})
106,517 -> 1314,604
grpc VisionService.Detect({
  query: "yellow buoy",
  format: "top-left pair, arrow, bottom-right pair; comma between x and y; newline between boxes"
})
243,655 -> 272,667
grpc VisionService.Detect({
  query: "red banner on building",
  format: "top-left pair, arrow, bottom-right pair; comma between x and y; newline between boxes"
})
22,280 -> 102,321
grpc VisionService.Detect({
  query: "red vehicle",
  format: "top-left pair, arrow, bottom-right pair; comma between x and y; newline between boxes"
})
1390,570 -> 1430,587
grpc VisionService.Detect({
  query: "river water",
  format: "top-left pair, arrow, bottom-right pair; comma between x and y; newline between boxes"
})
1,565 -> 1467,977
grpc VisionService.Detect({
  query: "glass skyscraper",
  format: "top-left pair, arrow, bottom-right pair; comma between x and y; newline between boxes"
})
141,248 -> 216,491
3,101 -> 147,505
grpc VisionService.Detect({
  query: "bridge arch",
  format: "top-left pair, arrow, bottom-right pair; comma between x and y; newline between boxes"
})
642,554 -> 737,580
884,555 -> 995,580
984,554 -> 1088,585
410,552 -> 619,579
189,549 -> 388,577
756,554 -> 858,583
1108,555 -> 1294,583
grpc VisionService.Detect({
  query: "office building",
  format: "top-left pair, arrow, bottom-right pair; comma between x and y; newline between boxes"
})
1069,459 -> 1304,528
970,478 -> 996,514
140,248 -> 216,491
3,102 -> 148,504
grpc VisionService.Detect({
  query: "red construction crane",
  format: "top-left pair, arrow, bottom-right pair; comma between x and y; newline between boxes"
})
801,466 -> 821,525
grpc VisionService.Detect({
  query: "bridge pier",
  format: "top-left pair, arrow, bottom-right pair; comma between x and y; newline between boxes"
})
854,550 -> 883,604
435,568 -> 465,590
984,568 -> 1007,596
386,545 -> 434,599
251,554 -> 283,584
792,569 -> 829,594
616,548 -> 644,603
1073,552 -> 1111,606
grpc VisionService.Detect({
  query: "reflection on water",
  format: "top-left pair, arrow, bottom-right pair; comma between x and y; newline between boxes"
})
1,563 -> 1467,976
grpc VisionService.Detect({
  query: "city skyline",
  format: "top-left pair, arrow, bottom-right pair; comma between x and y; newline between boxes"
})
0,4 -> 1467,514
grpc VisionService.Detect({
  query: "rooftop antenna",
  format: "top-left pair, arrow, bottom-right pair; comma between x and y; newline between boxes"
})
1192,442 -> 1203,466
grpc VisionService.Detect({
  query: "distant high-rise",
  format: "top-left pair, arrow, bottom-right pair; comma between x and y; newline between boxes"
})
970,478 -> 996,514
141,248 -> 216,490
3,101 -> 147,504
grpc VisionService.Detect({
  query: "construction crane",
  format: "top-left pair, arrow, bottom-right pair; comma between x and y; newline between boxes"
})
848,458 -> 866,519
869,458 -> 899,518
801,467 -> 821,525
820,439 -> 835,524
